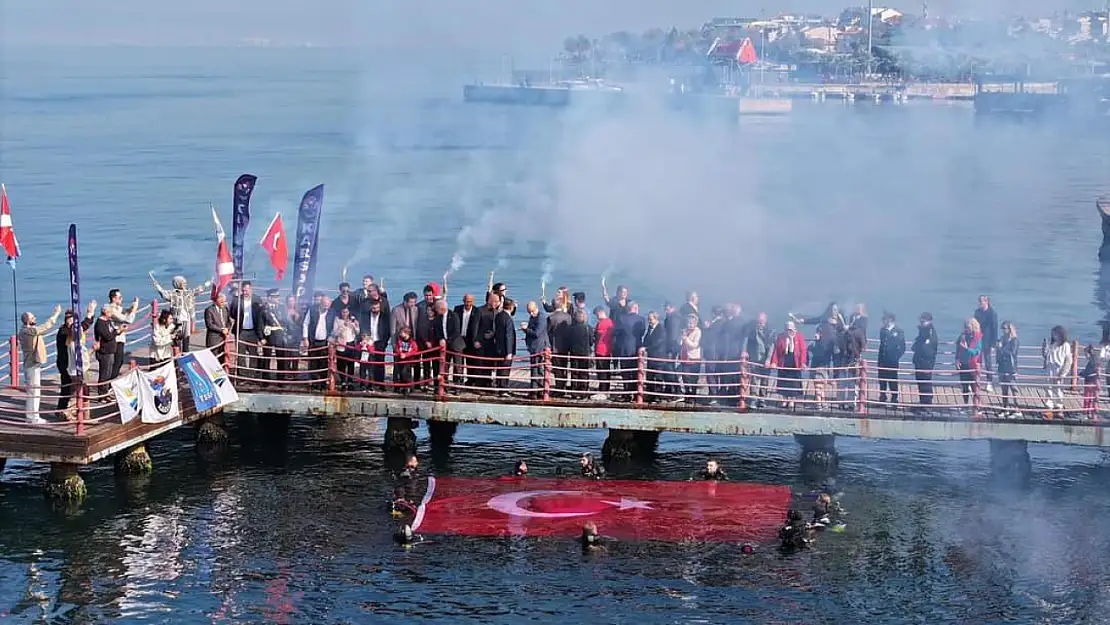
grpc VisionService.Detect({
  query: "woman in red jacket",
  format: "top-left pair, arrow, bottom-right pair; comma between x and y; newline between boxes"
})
593,307 -> 614,394
955,317 -> 983,408
771,321 -> 808,410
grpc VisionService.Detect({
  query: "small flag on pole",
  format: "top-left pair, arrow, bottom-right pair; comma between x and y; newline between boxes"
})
259,213 -> 289,281
212,206 -> 235,299
0,184 -> 21,268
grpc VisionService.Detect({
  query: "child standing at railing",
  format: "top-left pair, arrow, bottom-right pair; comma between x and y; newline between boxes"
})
357,333 -> 375,390
394,325 -> 418,395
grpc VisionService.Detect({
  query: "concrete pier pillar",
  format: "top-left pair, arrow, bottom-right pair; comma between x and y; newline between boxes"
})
795,434 -> 839,468
0,457 -> 6,473
196,414 -> 229,445
44,463 -> 86,502
602,429 -> 659,462
384,417 -> 418,455
989,439 -> 1031,484
114,443 -> 153,476
427,420 -> 457,449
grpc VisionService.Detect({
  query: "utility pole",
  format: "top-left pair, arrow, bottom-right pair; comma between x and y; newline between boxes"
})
866,0 -> 874,78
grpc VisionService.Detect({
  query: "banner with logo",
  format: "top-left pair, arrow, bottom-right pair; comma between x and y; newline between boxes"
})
67,224 -> 84,374
112,370 -> 143,424
139,361 -> 180,423
179,347 -> 239,412
291,184 -> 324,312
231,174 -> 257,279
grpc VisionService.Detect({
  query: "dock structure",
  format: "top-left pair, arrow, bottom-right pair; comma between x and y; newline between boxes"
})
0,299 -> 1108,500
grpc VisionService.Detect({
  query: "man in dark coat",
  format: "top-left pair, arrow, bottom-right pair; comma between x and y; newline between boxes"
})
642,310 -> 669,401
472,292 -> 501,389
911,312 -> 938,411
614,302 -> 646,401
876,312 -> 907,406
493,298 -> 517,390
435,298 -> 464,389
453,293 -> 480,387
230,281 -> 265,375
547,300 -> 573,393
524,301 -> 548,395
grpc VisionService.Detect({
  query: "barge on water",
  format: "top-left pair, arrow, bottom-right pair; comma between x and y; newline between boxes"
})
463,78 -> 625,107
974,74 -> 1110,119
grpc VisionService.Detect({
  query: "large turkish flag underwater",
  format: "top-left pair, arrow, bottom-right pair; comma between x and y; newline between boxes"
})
411,477 -> 790,542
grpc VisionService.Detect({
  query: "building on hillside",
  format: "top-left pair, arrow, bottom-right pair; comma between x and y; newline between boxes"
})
803,25 -> 842,51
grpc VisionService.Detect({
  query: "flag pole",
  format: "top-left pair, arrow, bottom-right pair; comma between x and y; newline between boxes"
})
10,263 -> 17,331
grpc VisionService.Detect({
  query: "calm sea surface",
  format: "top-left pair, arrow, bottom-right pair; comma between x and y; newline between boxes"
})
1,46 -> 1110,624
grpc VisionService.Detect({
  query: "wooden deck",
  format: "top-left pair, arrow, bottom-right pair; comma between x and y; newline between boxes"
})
0,319 -> 1099,466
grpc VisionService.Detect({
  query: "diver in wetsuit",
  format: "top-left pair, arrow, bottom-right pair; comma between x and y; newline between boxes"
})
580,453 -> 605,479
778,509 -> 812,551
394,524 -> 424,547
691,459 -> 728,481
392,455 -> 420,516
513,460 -> 529,476
581,522 -> 605,554
810,492 -> 845,530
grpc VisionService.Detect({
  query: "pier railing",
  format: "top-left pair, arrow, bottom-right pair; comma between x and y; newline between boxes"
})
0,299 -> 1101,435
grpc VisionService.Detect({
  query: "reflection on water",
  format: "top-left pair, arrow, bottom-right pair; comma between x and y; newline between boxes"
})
0,421 -> 1108,623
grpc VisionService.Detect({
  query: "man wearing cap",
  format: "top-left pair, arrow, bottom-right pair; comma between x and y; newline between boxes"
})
19,304 -> 62,423
877,312 -> 906,407
911,312 -> 938,412
261,288 -> 290,379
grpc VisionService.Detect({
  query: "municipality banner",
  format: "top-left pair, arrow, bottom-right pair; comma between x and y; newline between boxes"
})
290,184 -> 324,312
139,361 -> 180,424
231,174 -> 257,278
179,347 -> 239,412
112,370 -> 143,424
67,224 -> 84,374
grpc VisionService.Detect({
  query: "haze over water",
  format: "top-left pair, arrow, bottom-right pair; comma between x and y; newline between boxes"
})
1,28 -> 1110,625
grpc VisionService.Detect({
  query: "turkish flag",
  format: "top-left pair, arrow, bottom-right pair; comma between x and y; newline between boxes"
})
412,477 -> 790,542
211,207 -> 234,299
259,213 -> 288,281
0,183 -> 21,262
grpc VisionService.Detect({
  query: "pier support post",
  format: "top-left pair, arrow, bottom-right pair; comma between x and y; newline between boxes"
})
196,414 -> 229,445
384,417 -> 418,455
427,420 -> 457,450
989,439 -> 1031,484
44,463 -> 86,502
795,434 -> 838,467
114,443 -> 153,476
0,458 -> 6,473
602,429 -> 659,463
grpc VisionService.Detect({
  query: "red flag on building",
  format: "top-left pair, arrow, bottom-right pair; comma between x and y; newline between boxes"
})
737,37 -> 758,64
0,184 -> 22,266
211,207 -> 234,299
258,213 -> 288,281
411,477 -> 791,542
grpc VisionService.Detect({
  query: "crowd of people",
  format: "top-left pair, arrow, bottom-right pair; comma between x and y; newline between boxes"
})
13,271 -> 1104,424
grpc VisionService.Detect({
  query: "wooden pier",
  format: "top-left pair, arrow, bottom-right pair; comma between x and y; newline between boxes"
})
1,299 -> 1108,501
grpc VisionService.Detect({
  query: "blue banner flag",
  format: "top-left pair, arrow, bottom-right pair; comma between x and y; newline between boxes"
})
231,174 -> 257,279
67,224 -> 84,374
291,184 -> 324,312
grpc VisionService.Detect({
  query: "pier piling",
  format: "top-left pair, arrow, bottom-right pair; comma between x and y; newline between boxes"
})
0,458 -> 6,473
795,434 -> 838,467
196,414 -> 230,445
44,463 -> 86,502
427,420 -> 457,450
602,429 -> 659,462
989,439 -> 1031,484
384,417 -> 418,455
114,443 -> 153,476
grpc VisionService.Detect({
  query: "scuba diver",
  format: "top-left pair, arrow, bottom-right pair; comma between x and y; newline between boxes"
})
580,453 -> 605,479
778,509 -> 812,552
810,492 -> 846,531
391,455 -> 420,518
513,460 -> 529,476
394,524 -> 424,547
691,459 -> 728,481
580,522 -> 606,554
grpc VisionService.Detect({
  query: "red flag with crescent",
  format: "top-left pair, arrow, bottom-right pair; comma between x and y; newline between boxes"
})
411,477 -> 790,542
259,213 -> 288,281
0,184 -> 21,264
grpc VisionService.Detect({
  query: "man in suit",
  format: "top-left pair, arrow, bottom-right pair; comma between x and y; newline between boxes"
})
364,298 -> 391,385
301,292 -> 335,390
642,310 -> 668,401
435,297 -> 464,390
523,301 -> 548,396
453,293 -> 479,386
415,284 -> 439,389
472,292 -> 501,390
204,293 -> 231,365
230,281 -> 265,375
614,301 -> 646,401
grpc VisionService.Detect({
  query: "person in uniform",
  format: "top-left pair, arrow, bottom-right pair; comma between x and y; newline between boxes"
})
260,288 -> 289,379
